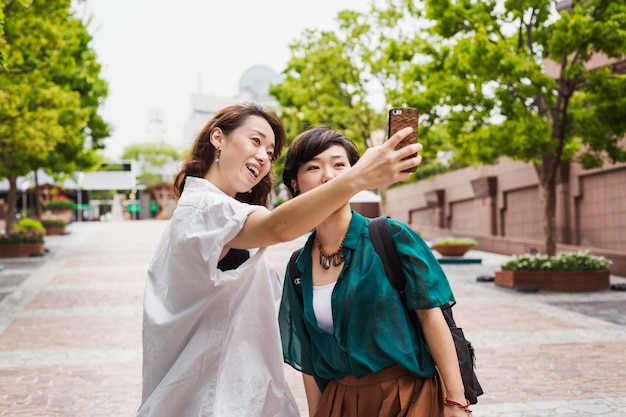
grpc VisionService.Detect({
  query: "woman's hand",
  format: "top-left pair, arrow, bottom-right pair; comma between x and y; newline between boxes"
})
347,127 -> 423,190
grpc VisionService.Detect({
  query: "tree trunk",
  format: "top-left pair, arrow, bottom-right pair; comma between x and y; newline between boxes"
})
34,170 -> 43,218
5,176 -> 18,234
540,159 -> 558,256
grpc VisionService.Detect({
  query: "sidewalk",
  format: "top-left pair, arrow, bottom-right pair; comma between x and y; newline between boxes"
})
0,220 -> 625,416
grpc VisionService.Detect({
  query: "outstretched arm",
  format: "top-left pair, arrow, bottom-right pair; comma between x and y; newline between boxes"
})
229,127 -> 422,249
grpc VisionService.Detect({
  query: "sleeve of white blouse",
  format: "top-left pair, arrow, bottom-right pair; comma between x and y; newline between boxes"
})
173,193 -> 268,283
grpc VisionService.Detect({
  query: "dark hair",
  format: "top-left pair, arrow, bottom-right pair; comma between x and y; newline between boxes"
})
173,103 -> 286,206
282,127 -> 360,197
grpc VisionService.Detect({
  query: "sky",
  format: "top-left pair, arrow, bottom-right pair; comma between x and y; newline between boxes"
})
80,0 -> 370,160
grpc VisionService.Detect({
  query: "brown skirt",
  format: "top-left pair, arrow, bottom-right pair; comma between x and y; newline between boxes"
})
314,365 -> 444,417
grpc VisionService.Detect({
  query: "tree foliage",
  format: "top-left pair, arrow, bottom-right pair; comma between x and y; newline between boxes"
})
408,0 -> 626,255
271,0 -> 626,255
0,0 -> 109,233
271,13 -> 380,151
270,5 -> 449,210
122,142 -> 181,187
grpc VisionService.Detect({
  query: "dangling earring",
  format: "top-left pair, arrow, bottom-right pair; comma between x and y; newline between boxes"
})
215,149 -> 221,163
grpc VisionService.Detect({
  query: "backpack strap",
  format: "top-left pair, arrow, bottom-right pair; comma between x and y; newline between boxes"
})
288,248 -> 303,303
368,216 -> 406,303
368,216 -> 426,371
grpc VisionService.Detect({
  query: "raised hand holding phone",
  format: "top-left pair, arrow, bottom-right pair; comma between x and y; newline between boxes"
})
355,125 -> 422,189
388,107 -> 419,172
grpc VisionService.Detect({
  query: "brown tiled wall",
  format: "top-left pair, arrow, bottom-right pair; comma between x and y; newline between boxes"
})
385,158 -> 626,276
449,199 -> 479,233
577,169 -> 626,251
503,186 -> 543,240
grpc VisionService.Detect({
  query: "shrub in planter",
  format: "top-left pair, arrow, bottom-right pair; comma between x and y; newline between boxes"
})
430,237 -> 477,257
41,219 -> 66,228
495,250 -> 612,291
432,237 -> 478,247
500,250 -> 612,272
0,218 -> 45,257
42,199 -> 75,224
43,200 -> 76,211
41,219 -> 67,235
0,228 -> 45,244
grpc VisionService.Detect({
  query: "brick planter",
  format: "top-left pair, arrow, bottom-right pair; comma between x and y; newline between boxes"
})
494,270 -> 610,291
45,226 -> 66,236
0,243 -> 45,258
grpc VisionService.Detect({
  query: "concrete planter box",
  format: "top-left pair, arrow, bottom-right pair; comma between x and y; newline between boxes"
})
431,244 -> 473,257
0,243 -> 45,258
494,270 -> 610,291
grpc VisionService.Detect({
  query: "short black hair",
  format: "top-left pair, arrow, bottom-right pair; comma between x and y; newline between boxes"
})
282,127 -> 359,197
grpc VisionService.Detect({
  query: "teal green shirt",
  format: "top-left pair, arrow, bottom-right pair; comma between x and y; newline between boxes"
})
279,212 -> 455,391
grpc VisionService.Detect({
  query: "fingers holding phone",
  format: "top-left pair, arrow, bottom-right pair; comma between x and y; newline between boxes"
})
388,107 -> 419,173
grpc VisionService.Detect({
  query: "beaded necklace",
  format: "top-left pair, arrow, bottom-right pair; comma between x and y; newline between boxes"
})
316,233 -> 347,270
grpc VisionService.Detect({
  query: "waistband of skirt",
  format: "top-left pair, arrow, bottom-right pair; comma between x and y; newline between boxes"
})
337,365 -> 413,386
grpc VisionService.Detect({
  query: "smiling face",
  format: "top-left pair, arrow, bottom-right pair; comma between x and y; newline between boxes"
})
207,115 -> 276,197
293,145 -> 352,195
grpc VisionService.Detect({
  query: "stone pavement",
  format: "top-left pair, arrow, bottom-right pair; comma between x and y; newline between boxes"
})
0,220 -> 625,417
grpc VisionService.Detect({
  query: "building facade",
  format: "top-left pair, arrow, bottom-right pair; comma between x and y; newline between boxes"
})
386,156 -> 626,275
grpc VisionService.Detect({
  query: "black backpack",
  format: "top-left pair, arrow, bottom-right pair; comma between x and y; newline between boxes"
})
287,216 -> 484,404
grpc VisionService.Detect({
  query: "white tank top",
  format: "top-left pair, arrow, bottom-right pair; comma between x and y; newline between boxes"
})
312,281 -> 336,332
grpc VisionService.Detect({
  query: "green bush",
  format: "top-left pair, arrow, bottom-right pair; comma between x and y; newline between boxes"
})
501,250 -> 612,271
43,200 -> 75,211
431,237 -> 478,246
15,218 -> 45,233
0,218 -> 45,244
41,219 -> 66,227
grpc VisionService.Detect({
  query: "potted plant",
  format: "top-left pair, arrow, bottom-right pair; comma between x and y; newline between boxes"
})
43,199 -> 76,211
0,218 -> 45,258
430,237 -> 478,257
41,218 -> 67,236
495,250 -> 612,291
42,198 -> 75,225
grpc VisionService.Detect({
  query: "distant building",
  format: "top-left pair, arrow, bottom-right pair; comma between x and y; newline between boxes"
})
183,65 -> 282,146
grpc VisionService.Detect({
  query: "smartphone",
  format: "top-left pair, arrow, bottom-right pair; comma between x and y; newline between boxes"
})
387,107 -> 419,172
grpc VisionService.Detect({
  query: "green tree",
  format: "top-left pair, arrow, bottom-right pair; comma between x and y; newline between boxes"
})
0,0 -> 109,233
400,0 -> 626,255
121,142 -> 181,187
270,7 -> 448,210
271,14 -> 380,151
277,0 -> 626,255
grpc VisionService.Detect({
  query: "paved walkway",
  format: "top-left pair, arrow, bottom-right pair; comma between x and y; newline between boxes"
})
0,220 -> 625,416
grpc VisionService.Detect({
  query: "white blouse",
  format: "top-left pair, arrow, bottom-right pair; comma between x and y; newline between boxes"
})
312,282 -> 336,332
138,177 -> 299,417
